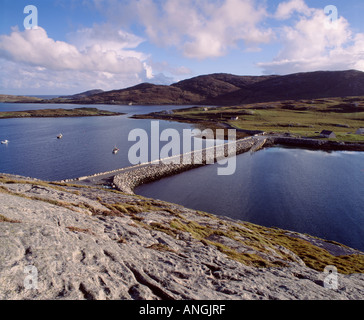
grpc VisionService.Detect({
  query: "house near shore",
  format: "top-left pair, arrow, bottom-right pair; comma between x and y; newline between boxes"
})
320,130 -> 336,139
161,110 -> 174,115
356,128 -> 364,135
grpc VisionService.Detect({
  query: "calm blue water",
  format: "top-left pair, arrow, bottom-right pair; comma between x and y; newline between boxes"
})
136,147 -> 364,251
0,103 -> 196,180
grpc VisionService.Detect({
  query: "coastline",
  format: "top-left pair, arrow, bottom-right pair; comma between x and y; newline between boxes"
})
112,136 -> 364,193
268,135 -> 364,152
63,134 -> 364,194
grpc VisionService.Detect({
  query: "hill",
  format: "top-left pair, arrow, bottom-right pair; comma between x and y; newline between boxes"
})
65,70 -> 364,106
76,83 -> 202,105
213,70 -> 364,105
3,70 -> 364,106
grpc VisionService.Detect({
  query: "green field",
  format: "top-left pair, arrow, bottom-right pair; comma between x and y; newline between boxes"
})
157,96 -> 364,142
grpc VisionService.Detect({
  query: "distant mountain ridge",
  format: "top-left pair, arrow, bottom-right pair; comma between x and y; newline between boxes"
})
69,70 -> 364,106
215,70 -> 364,105
3,70 -> 364,106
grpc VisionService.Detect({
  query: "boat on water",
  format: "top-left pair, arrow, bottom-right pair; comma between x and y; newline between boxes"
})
57,134 -> 63,139
1,140 -> 9,144
112,147 -> 119,154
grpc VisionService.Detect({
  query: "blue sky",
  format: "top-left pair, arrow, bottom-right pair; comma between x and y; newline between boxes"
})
0,0 -> 364,95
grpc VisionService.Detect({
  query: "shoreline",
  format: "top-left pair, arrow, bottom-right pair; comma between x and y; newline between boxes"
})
62,135 -> 364,194
113,136 -> 364,195
268,135 -> 364,152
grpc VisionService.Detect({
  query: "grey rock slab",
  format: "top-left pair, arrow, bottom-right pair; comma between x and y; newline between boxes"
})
0,179 -> 363,300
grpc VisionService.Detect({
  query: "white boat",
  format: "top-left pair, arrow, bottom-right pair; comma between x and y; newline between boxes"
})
112,147 -> 119,154
57,134 -> 63,139
1,140 -> 9,144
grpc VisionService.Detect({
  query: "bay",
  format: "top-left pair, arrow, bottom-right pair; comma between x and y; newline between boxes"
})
0,103 -> 196,181
136,147 -> 364,251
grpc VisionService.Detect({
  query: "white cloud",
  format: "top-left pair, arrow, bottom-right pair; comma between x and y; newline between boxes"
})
0,58 -> 150,95
92,0 -> 364,73
67,23 -> 146,59
274,0 -> 312,20
258,5 -> 364,74
0,24 -> 180,93
0,26 -> 145,74
131,0 -> 273,59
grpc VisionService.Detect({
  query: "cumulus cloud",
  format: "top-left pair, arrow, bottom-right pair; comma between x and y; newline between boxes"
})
127,0 -> 274,59
67,23 -> 146,59
0,26 -> 145,74
0,23 -> 176,93
92,0 -> 364,72
0,58 -> 151,95
258,4 -> 364,74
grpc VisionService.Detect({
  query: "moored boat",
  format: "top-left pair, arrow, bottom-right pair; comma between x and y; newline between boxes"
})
1,140 -> 9,144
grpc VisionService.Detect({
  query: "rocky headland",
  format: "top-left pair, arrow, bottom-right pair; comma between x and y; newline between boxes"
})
0,173 -> 363,300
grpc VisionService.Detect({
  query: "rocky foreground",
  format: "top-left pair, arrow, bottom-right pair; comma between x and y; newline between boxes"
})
0,174 -> 363,300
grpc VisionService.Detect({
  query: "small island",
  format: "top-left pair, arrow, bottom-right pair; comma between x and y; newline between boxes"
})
0,94 -> 44,103
0,107 -> 125,119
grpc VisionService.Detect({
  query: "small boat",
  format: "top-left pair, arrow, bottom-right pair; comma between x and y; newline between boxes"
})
57,134 -> 63,139
112,147 -> 119,154
1,140 -> 9,144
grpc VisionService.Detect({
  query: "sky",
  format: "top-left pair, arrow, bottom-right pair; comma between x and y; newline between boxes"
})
0,0 -> 364,95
